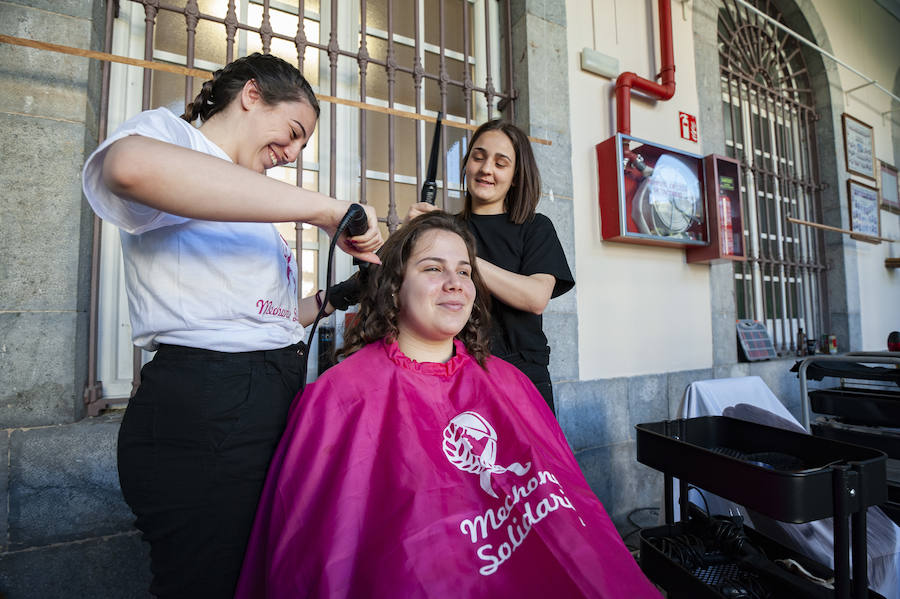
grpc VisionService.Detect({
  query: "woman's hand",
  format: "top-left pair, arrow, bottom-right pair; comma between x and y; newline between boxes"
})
328,202 -> 382,265
404,201 -> 440,224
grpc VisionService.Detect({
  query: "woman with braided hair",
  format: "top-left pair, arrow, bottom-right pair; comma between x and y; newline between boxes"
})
236,211 -> 660,598
82,52 -> 381,597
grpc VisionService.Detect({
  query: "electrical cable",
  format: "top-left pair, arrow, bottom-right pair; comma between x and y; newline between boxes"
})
622,506 -> 659,551
688,485 -> 712,520
300,204 -> 368,389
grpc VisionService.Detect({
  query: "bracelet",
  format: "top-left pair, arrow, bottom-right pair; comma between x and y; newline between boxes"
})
315,289 -> 324,310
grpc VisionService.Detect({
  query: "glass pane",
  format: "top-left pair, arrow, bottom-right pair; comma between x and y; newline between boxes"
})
300,248 -> 318,298
787,281 -> 800,319
246,4 -> 318,70
150,70 -> 207,112
365,178 -> 417,238
200,0 -> 228,18
445,124 -> 467,191
302,125 -> 320,167
424,53 -> 467,115
154,9 -> 187,55
364,36 -> 417,107
393,117 -> 417,179
269,0 -> 320,14
722,101 -> 733,145
425,0 -> 471,55
302,222 -> 318,244
751,113 -> 770,155
154,7 -> 226,65
365,111 -> 390,174
300,20 -> 321,85
734,271 -> 747,319
364,112 -> 417,180
267,166 -> 319,191
273,222 -> 300,247
764,280 -> 775,318
366,0 -> 415,38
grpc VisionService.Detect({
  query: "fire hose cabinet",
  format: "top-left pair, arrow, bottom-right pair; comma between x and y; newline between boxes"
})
686,154 -> 747,264
596,133 -> 709,247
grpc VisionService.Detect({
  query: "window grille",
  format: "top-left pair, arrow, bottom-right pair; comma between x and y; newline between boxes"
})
717,0 -> 828,354
127,0 -> 514,235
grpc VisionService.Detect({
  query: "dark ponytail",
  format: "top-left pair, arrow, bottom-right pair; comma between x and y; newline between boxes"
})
182,52 -> 319,123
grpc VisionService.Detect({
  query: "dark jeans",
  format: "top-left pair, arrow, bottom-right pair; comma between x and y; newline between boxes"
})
118,343 -> 304,599
502,354 -> 555,414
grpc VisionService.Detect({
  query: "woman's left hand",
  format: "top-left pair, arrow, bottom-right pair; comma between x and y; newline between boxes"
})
404,201 -> 440,224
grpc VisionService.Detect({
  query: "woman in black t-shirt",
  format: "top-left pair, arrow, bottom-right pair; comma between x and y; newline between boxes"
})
408,120 -> 574,412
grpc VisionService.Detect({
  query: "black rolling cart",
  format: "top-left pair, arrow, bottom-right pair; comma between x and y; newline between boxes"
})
635,416 -> 888,598
797,352 -> 900,524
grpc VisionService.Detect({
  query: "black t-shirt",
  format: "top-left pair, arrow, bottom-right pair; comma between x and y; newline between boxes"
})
464,213 -> 575,368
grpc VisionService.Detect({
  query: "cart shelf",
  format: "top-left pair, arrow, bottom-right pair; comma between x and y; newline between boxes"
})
635,415 -> 888,598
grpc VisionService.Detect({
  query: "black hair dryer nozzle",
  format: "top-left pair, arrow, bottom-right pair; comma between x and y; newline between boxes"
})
421,112 -> 443,205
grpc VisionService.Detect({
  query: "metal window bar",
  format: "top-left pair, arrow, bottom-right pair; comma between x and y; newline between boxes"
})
718,0 -> 828,355
93,0 -> 516,404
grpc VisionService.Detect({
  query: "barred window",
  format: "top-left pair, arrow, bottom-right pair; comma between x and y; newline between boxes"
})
718,0 -> 828,354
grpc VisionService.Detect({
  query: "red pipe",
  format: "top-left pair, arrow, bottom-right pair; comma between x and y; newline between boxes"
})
615,0 -> 676,136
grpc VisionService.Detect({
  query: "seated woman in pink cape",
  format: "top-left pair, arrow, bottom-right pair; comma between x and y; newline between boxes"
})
236,211 -> 661,598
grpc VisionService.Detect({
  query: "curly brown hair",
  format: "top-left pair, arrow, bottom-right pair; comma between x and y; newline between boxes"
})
338,211 -> 492,366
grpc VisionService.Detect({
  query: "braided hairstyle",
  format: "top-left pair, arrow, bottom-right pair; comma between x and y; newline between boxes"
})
338,211 -> 492,367
182,52 -> 319,124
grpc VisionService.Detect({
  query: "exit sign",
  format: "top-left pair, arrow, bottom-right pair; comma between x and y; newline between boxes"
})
679,112 -> 698,142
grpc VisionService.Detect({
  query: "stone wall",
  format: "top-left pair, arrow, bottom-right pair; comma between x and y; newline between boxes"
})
508,0 -> 579,387
0,1 -> 151,596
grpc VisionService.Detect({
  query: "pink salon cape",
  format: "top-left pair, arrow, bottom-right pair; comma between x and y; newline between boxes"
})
236,339 -> 661,599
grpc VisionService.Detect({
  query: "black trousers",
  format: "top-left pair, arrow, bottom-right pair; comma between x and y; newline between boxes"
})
118,343 -> 305,598
502,354 -> 555,414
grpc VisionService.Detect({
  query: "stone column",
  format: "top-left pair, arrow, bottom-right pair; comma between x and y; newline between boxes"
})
0,3 -> 150,597
0,0 -> 104,427
507,0 -> 579,389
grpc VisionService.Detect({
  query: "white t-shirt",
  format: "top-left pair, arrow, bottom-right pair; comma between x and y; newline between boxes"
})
82,107 -> 304,352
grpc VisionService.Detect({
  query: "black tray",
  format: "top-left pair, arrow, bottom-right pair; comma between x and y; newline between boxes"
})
812,420 -> 900,460
636,417 -> 887,523
810,388 -> 900,427
640,520 -> 885,599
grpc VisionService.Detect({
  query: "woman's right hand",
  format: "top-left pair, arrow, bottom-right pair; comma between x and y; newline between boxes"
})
404,201 -> 440,224
328,202 -> 383,264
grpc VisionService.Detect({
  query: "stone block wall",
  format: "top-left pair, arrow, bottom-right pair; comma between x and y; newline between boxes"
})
0,0 -> 98,427
508,0 -> 579,387
0,416 -> 151,598
0,1 -> 151,596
